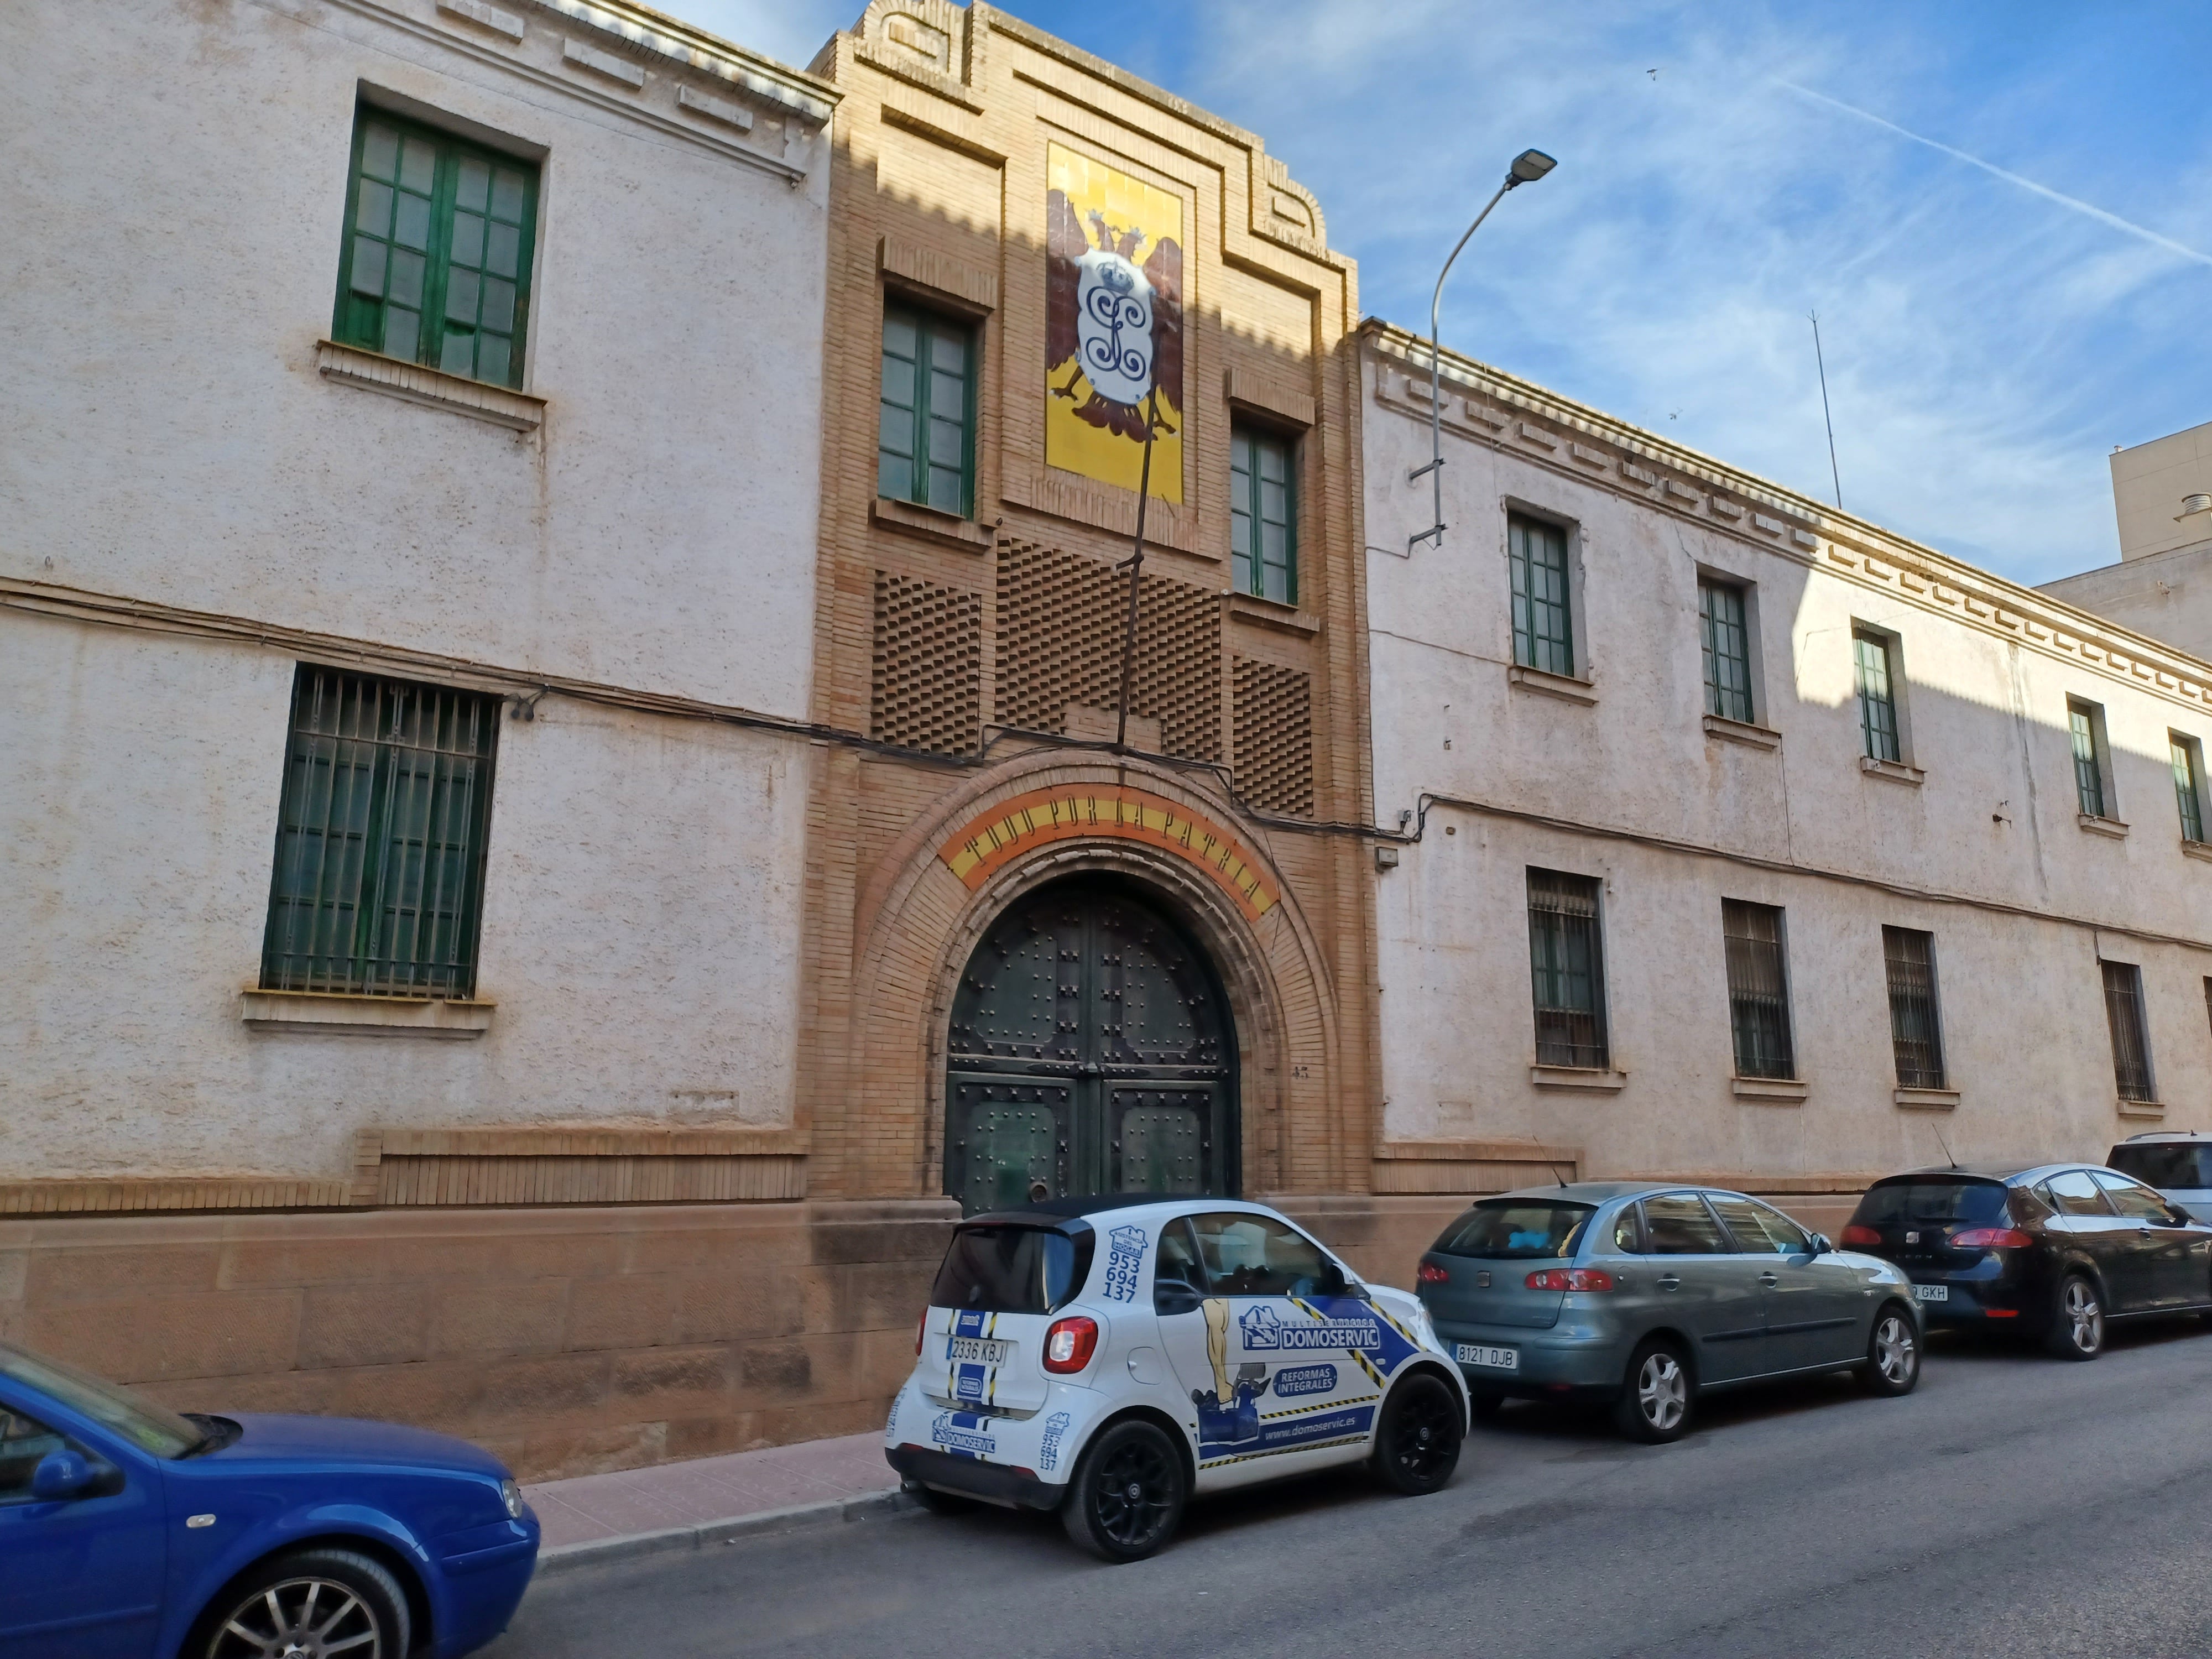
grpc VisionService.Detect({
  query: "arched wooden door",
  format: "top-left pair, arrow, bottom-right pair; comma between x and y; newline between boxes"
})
945,879 -> 1235,1215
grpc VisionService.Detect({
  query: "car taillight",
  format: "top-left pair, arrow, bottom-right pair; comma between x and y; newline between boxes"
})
915,1311 -> 926,1357
1044,1316 -> 1098,1374
1525,1268 -> 1614,1292
1416,1261 -> 1450,1286
1950,1227 -> 2034,1249
1840,1224 -> 1882,1246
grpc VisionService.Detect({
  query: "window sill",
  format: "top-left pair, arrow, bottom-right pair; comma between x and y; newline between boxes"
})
1859,755 -> 1924,786
1507,665 -> 1598,706
315,340 -> 544,432
1224,592 -> 1320,637
2116,1098 -> 2167,1120
2184,838 -> 2212,863
1893,1086 -> 1959,1112
1529,1065 -> 1626,1092
2077,813 -> 2130,839
1704,714 -> 1781,750
241,989 -> 495,1039
1731,1076 -> 1807,1103
870,494 -> 993,552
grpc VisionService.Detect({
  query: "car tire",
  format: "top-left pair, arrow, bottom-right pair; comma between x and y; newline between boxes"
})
1468,1391 -> 1507,1424
1613,1338 -> 1694,1443
195,1547 -> 411,1659
900,1477 -> 979,1515
1856,1302 -> 1921,1396
2046,1272 -> 2105,1361
1060,1418 -> 1186,1563
1371,1370 -> 1465,1495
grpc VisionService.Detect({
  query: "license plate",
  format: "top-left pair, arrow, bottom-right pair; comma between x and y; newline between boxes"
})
1913,1284 -> 1948,1303
1455,1342 -> 1519,1371
947,1337 -> 1011,1365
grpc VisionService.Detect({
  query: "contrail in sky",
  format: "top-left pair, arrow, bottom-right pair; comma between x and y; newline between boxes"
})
1779,79 -> 2212,270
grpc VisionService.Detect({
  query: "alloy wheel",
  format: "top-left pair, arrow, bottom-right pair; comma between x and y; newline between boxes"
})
1387,1381 -> 1459,1483
1874,1313 -> 1917,1385
1092,1436 -> 1177,1550
2064,1279 -> 2103,1353
207,1577 -> 384,1659
1637,1352 -> 1687,1432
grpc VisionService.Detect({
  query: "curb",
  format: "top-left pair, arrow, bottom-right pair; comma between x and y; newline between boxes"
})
533,1488 -> 912,1579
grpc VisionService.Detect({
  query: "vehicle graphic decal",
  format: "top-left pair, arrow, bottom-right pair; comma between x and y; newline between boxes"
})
1038,1410 -> 1073,1473
931,1411 -> 997,1458
944,1310 -> 1001,1408
1196,1402 -> 1378,1465
1270,1364 -> 1336,1397
1101,1225 -> 1147,1301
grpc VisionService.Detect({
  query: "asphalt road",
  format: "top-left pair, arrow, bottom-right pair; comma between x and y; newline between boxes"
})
485,1318 -> 2212,1659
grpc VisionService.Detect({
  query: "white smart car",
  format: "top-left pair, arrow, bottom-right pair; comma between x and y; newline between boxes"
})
884,1196 -> 1471,1561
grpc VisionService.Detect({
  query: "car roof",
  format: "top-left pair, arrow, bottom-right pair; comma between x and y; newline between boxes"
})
2117,1131 -> 2212,1143
961,1194 -> 1284,1228
1481,1181 -> 1682,1204
1870,1164 -> 2076,1185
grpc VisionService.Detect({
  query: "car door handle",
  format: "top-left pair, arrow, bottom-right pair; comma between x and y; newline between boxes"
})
1657,1274 -> 1680,1291
2140,1227 -> 2156,1238
1759,1272 -> 1779,1287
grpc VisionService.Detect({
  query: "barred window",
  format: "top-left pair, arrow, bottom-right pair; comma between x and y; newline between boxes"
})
261,667 -> 498,998
1527,869 -> 1608,1069
2101,961 -> 2156,1104
2069,699 -> 2109,819
1509,514 -> 1574,677
1722,899 -> 1793,1080
2173,732 -> 2204,843
1881,926 -> 1945,1089
1699,580 -> 1754,724
1854,629 -> 1900,763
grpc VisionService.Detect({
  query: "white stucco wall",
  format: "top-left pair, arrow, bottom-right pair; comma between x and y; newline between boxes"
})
2041,542 -> 2212,669
1362,336 -> 2212,1177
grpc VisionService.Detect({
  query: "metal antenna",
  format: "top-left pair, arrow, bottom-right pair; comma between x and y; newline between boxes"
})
1809,310 -> 1842,510
1933,1125 -> 1959,1171
1113,387 -> 1164,749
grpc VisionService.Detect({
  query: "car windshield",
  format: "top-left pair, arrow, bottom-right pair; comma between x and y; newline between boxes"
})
2109,1144 -> 2212,1190
0,1342 -> 201,1459
1432,1199 -> 1595,1260
1851,1177 -> 2012,1230
930,1224 -> 1092,1314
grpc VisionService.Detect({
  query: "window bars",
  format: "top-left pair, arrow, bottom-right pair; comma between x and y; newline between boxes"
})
2101,961 -> 2156,1104
1509,514 -> 1573,677
2173,734 -> 2204,843
1527,868 -> 1608,1068
260,667 -> 498,998
1722,899 -> 1794,1079
2069,701 -> 2107,818
1699,581 -> 1754,724
1853,629 -> 1900,763
1881,925 -> 1946,1089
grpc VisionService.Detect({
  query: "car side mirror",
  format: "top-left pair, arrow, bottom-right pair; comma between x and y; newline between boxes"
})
1808,1234 -> 1833,1256
1154,1279 -> 1203,1317
31,1448 -> 96,1502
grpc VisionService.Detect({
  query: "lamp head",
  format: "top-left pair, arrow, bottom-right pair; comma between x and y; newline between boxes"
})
1508,149 -> 1557,186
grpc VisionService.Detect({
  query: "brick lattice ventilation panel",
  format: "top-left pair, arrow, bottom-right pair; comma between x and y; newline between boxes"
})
1233,655 -> 1314,816
995,538 -> 1222,761
872,570 -> 983,754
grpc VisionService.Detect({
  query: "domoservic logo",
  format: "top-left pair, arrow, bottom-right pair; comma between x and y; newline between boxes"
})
1238,1304 -> 1381,1353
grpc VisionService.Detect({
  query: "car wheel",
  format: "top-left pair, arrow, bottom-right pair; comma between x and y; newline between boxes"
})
1371,1371 -> 1465,1495
2046,1273 -> 2105,1360
197,1547 -> 410,1659
900,1478 -> 978,1515
1613,1339 -> 1693,1443
1469,1391 -> 1507,1424
1060,1418 -> 1186,1563
1856,1303 -> 1921,1396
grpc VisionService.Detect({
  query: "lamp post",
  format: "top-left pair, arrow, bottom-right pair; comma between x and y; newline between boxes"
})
1408,148 -> 1556,554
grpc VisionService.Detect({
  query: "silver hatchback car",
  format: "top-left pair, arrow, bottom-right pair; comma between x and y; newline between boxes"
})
2108,1133 -> 2212,1223
1416,1182 -> 1923,1442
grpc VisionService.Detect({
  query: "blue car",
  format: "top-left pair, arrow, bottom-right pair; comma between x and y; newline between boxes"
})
0,1338 -> 538,1658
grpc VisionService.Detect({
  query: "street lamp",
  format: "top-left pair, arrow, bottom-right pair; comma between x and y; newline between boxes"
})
1408,148 -> 1557,554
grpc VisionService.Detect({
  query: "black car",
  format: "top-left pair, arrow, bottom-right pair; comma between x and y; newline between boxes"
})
1840,1164 -> 2212,1359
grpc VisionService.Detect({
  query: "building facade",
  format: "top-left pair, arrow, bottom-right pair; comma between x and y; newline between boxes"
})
2044,417 -> 2212,662
1361,322 -> 2212,1234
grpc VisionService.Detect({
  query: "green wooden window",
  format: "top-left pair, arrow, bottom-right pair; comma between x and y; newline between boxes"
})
1699,579 -> 1753,723
2069,700 -> 2107,818
1527,868 -> 1608,1069
333,110 -> 538,389
261,666 -> 498,998
1509,514 -> 1573,676
2173,733 -> 2204,842
1230,424 -> 1297,603
1854,629 -> 1900,763
879,303 -> 975,517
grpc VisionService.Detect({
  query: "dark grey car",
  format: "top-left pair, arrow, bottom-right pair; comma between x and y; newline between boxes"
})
1415,1182 -> 1923,1442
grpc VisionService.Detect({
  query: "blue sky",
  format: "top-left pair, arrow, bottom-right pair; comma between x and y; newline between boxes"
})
681,1 -> 2212,588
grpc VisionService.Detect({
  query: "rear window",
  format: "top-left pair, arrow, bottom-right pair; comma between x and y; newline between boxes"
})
930,1225 -> 1093,1315
1432,1199 -> 1594,1260
2108,1144 -> 2212,1190
1851,1178 -> 2012,1230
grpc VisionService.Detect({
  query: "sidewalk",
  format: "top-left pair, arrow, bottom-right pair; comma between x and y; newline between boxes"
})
523,1431 -> 904,1576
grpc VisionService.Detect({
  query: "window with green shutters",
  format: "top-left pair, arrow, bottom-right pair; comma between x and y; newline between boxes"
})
2069,699 -> 2109,818
1699,578 -> 1754,723
879,303 -> 975,518
2173,732 -> 2204,842
1509,514 -> 1574,676
333,110 -> 538,389
1854,629 -> 1901,763
260,666 -> 499,998
1230,423 -> 1297,603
